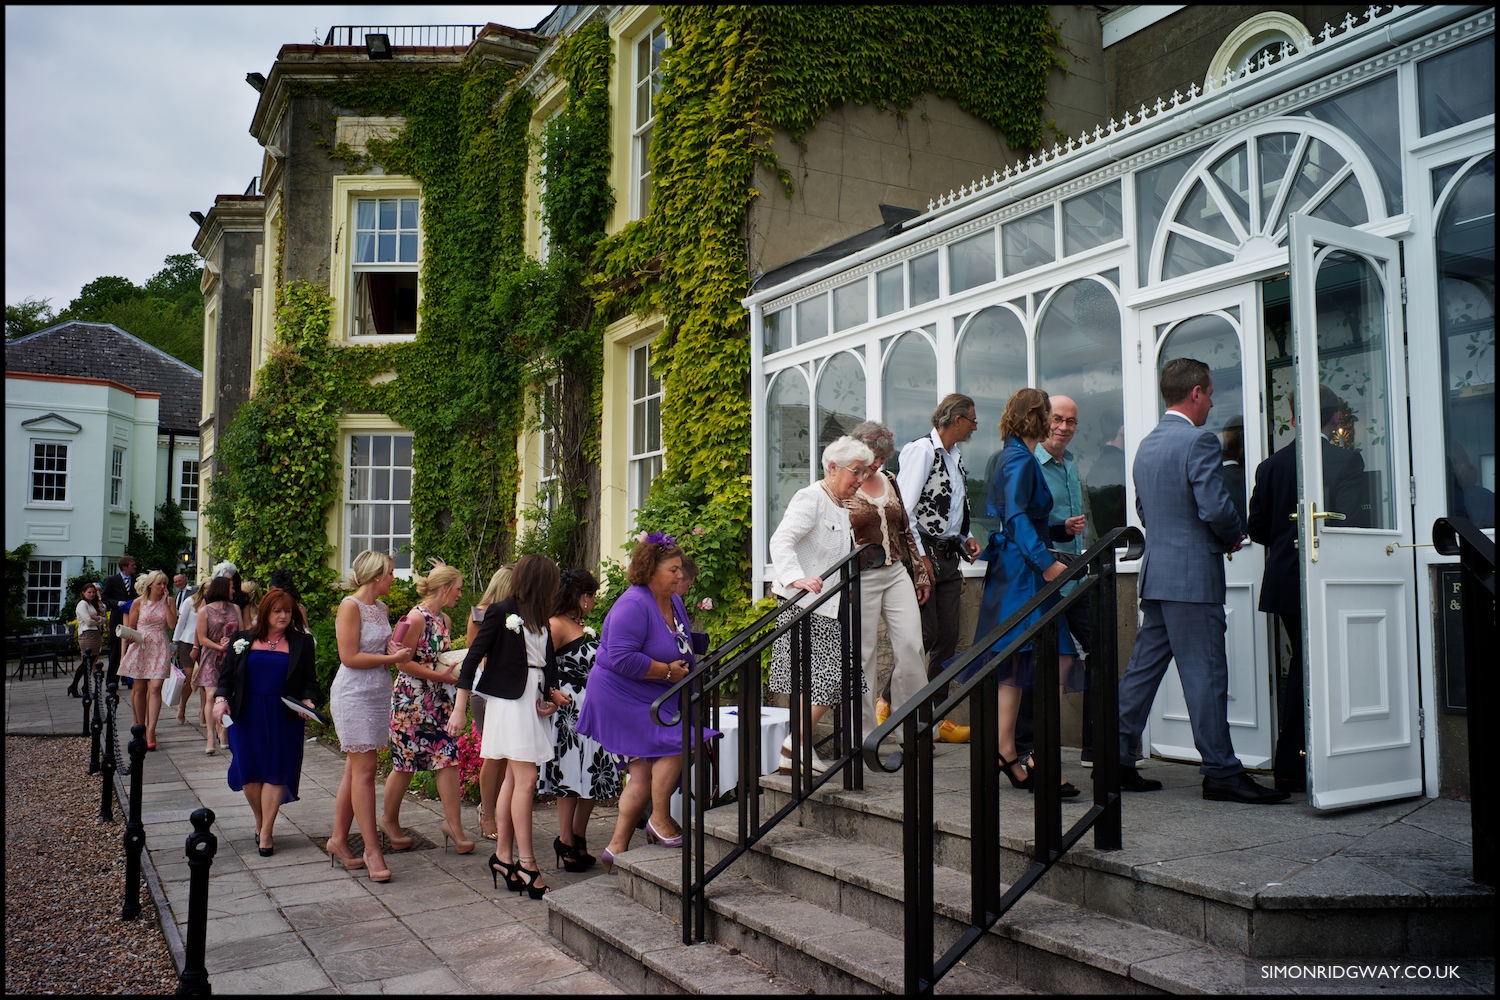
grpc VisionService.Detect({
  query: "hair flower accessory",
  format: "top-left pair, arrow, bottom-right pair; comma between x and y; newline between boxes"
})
583,625 -> 597,638
644,531 -> 675,546
505,613 -> 523,634
698,597 -> 714,611
232,638 -> 250,655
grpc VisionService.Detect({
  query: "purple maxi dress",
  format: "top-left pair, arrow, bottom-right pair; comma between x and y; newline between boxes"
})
576,585 -> 718,759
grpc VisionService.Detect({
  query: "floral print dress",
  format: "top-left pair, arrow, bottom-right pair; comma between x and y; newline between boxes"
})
388,605 -> 459,772
540,632 -> 622,800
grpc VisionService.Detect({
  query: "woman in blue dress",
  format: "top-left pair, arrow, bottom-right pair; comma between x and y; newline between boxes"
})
212,588 -> 320,856
965,388 -> 1081,797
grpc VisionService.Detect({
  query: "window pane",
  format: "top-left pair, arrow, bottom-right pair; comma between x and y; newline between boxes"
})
356,233 -> 375,264
832,279 -> 867,331
373,470 -> 391,501
646,395 -> 661,451
393,469 -> 411,500
766,371 -> 811,557
910,251 -> 939,306
378,199 -> 396,229
1002,208 -> 1055,276
393,436 -> 412,466
357,200 -> 375,230
394,506 -> 412,535
1437,155 -> 1496,527
632,345 -> 648,399
1062,182 -> 1122,256
1308,175 -> 1369,228
1209,147 -> 1251,232
1161,232 -> 1234,280
797,295 -> 827,343
950,230 -> 997,293
1158,315 -> 1246,521
1176,179 -> 1238,246
398,234 -> 417,263
764,307 -> 791,353
399,199 -> 418,230
372,505 -> 390,535
1299,73 -> 1401,214
378,233 -> 396,262
350,505 -> 369,534
876,265 -> 903,316
1419,38 -> 1495,136
881,332 -> 937,470
633,401 -> 649,453
373,435 -> 391,466
1273,139 -> 1347,235
815,352 -> 865,452
956,308 -> 1028,539
1257,133 -> 1299,229
1135,150 -> 1195,283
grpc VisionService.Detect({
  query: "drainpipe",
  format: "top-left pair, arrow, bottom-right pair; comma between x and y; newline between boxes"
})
165,431 -> 175,507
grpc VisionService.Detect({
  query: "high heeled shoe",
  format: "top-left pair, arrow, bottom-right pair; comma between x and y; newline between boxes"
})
515,858 -> 552,899
777,735 -> 829,776
599,846 -> 616,874
488,854 -> 522,892
554,836 -> 589,873
363,852 -> 391,883
326,839 -> 366,870
999,754 -> 1033,790
644,819 -> 683,848
378,819 -> 414,851
441,821 -> 475,855
478,806 -> 498,841
572,834 -> 596,869
1020,754 -> 1082,798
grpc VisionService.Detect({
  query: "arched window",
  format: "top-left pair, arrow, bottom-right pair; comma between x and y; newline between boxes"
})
1205,12 -> 1309,87
815,351 -> 866,453
765,369 -> 811,552
955,307 -> 1027,536
1036,277 -> 1123,489
881,329 -> 937,467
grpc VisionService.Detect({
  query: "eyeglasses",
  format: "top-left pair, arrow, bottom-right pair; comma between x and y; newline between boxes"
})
1051,417 -> 1078,427
961,414 -> 978,424
838,464 -> 875,480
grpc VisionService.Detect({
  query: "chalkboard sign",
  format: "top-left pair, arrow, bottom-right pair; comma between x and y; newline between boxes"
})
1434,566 -> 1465,714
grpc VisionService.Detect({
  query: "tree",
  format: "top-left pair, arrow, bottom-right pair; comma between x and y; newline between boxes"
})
144,253 -> 206,314
5,297 -> 57,339
128,500 -> 193,577
50,255 -> 206,368
4,543 -> 38,634
63,275 -> 143,318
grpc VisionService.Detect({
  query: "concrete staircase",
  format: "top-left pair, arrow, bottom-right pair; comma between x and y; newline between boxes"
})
548,748 -> 1495,994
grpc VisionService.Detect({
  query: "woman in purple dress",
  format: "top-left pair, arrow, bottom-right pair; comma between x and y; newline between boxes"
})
211,589 -> 319,857
576,533 -> 718,871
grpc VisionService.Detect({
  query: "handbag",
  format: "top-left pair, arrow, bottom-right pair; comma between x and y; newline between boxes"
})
162,664 -> 187,708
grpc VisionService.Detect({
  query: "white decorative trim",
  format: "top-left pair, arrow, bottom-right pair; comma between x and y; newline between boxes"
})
1205,12 -> 1312,89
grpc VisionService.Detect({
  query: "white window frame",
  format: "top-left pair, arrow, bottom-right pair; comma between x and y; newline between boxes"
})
179,459 -> 200,514
26,558 -> 64,620
28,439 -> 69,507
110,447 -> 126,509
330,176 -> 422,344
627,340 -> 664,528
342,428 -> 415,578
632,20 -> 669,219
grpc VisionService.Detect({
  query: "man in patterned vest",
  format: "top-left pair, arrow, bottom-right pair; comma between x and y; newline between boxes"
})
893,393 -> 981,743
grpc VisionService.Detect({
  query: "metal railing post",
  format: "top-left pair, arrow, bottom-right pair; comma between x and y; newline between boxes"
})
1032,619 -> 1062,863
88,655 -> 104,773
1093,553 -> 1123,849
100,682 -> 119,820
122,723 -> 147,919
177,807 -> 217,995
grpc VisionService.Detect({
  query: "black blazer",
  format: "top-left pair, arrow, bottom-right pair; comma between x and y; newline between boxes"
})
101,571 -> 134,630
213,628 -> 319,720
456,597 -> 557,701
1247,443 -> 1298,616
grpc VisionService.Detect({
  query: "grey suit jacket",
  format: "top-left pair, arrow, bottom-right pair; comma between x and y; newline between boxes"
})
1133,412 -> 1244,605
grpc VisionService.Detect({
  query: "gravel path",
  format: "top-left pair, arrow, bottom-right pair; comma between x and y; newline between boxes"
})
4,735 -> 177,995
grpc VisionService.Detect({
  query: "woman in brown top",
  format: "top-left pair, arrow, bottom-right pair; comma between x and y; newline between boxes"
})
847,421 -> 932,740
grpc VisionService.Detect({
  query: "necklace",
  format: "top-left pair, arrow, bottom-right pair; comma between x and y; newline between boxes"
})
567,611 -> 586,626
266,632 -> 284,652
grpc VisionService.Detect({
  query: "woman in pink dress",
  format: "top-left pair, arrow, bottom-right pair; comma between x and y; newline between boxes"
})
194,576 -> 239,754
118,570 -> 177,750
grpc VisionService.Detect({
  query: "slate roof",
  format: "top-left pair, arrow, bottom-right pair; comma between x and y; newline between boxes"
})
4,321 -> 202,435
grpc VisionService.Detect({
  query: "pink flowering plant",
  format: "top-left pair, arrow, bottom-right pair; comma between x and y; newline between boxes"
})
454,723 -> 486,801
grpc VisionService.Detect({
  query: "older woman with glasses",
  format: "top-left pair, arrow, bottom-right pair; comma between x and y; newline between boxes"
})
846,421 -> 932,739
767,434 -> 875,774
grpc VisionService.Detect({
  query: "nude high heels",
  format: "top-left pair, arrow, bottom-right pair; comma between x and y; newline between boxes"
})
377,818 -> 414,851
441,820 -> 474,855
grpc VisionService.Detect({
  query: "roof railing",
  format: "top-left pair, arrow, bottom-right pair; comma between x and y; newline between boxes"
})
321,25 -> 485,48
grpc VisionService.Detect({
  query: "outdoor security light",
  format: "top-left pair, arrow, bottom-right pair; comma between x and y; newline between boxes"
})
365,33 -> 392,59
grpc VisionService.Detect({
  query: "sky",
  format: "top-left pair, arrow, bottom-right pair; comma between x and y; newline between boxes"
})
4,5 -> 555,313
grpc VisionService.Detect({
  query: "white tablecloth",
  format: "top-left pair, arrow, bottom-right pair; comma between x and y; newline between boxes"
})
670,706 -> 791,822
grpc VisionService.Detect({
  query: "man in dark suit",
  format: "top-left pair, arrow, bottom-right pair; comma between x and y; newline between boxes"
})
100,554 -> 137,684
1247,385 -> 1368,793
1112,359 -> 1287,803
1219,418 -> 1248,530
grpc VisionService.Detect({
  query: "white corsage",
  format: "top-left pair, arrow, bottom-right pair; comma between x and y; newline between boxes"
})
505,613 -> 523,634
232,638 -> 250,655
583,625 -> 597,638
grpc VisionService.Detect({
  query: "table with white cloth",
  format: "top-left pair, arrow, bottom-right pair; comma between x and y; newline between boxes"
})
669,705 -> 791,822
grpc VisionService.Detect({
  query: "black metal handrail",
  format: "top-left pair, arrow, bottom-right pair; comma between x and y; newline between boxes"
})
862,525 -> 1144,995
652,543 -> 879,946
1433,517 -> 1495,887
321,25 -> 485,47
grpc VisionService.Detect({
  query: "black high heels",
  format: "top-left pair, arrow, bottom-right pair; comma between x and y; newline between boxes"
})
573,834 -> 596,869
553,836 -> 590,873
515,858 -> 552,900
488,853 -> 522,892
999,754 -> 1033,790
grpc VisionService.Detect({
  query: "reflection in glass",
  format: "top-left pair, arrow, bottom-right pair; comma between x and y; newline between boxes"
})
1062,182 -> 1122,256
1300,72 -> 1402,214
1436,155 -> 1496,527
1002,207 -> 1056,276
910,251 -> 940,306
876,265 -> 903,317
816,352 -> 865,453
1158,314 -> 1247,522
1136,151 -> 1195,281
833,278 -> 868,331
1313,251 -> 1395,529
1037,279 -> 1124,520
956,307 -> 1027,540
882,331 -> 938,469
766,371 -> 811,556
1418,38 -> 1495,137
950,230 -> 996,293
765,307 -> 791,354
797,295 -> 827,343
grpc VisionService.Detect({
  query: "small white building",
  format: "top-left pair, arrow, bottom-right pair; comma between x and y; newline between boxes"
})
5,321 -> 201,619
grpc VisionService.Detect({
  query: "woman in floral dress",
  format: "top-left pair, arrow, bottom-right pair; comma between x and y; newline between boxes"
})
542,568 -> 620,871
118,570 -> 177,749
194,576 -> 239,754
381,560 -> 473,854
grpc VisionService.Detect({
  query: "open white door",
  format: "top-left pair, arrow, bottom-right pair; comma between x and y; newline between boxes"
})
1288,215 -> 1422,810
1142,287 -> 1274,768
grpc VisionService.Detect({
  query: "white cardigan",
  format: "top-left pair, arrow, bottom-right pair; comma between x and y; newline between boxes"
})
768,482 -> 854,618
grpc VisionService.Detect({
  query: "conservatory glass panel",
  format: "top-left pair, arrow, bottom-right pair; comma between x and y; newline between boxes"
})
1299,73 -> 1401,215
1419,39 -> 1495,136
1209,146 -> 1251,233
949,230 -> 997,293
1176,178 -> 1239,246
881,331 -> 938,474
1002,207 -> 1056,276
765,307 -> 791,354
815,352 -> 865,453
1135,151 -> 1195,283
1161,232 -> 1234,280
833,278 -> 868,332
876,264 -> 904,317
1061,182 -> 1122,256
956,307 -> 1027,541
910,251 -> 939,306
1273,139 -> 1347,236
797,294 -> 828,343
766,371 -> 812,556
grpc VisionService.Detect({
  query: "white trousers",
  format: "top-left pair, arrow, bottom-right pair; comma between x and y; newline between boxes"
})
859,561 -> 928,738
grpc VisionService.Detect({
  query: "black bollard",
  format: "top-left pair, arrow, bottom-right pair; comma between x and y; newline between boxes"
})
100,682 -> 119,820
88,657 -> 103,774
80,651 -> 92,736
122,722 -> 147,919
177,807 -> 216,995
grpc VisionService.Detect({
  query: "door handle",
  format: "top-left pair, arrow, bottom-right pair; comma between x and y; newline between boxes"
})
1293,504 -> 1346,563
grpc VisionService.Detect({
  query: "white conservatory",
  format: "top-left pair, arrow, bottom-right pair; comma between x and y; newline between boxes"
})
746,5 -> 1494,808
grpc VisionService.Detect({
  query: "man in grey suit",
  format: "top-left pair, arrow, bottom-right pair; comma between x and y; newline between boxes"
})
1112,358 -> 1288,803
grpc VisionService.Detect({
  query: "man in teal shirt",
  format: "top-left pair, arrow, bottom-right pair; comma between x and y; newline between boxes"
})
1017,395 -> 1095,760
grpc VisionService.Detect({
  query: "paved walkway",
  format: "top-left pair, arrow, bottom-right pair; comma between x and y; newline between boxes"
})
6,668 -> 623,994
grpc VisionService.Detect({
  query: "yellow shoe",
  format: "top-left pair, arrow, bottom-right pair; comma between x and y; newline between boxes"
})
936,719 -> 971,744
875,698 -> 891,725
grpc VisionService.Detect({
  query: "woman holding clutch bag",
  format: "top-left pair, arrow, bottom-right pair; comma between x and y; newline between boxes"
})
212,588 -> 319,857
118,570 -> 178,750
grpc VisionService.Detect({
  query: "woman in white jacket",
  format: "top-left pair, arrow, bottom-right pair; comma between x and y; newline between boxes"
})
767,435 -> 875,774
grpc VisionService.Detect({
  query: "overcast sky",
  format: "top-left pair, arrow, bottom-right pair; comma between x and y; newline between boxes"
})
4,5 -> 555,312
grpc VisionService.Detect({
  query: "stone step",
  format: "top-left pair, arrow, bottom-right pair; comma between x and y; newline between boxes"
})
751,772 -> 1494,959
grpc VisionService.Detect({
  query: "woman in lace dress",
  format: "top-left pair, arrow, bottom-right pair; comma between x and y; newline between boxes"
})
541,568 -> 619,872
327,551 -> 413,881
381,560 -> 472,856
118,570 -> 177,750
194,577 -> 239,754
